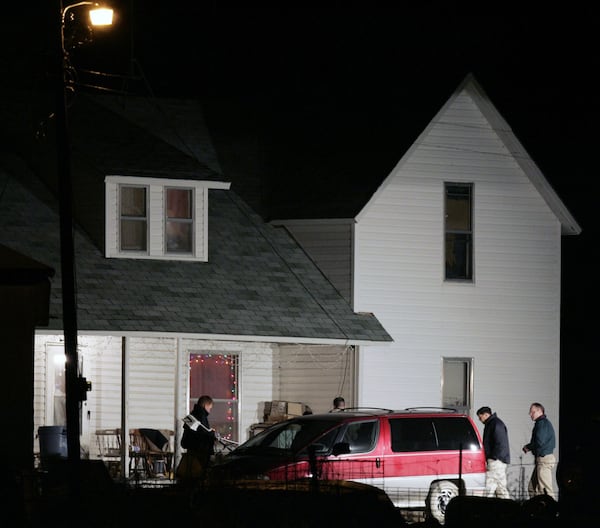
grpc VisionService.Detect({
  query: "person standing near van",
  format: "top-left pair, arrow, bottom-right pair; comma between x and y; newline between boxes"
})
330,396 -> 345,412
179,395 -> 216,481
477,406 -> 511,499
523,402 -> 556,498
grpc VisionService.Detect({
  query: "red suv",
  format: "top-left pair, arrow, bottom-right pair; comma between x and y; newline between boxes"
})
210,408 -> 486,524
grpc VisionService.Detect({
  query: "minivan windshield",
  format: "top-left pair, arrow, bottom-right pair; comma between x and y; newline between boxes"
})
235,418 -> 340,455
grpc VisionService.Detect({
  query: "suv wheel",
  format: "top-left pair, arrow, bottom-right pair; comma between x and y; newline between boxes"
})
427,480 -> 459,524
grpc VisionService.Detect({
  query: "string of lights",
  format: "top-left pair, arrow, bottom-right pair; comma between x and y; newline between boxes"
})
189,353 -> 238,441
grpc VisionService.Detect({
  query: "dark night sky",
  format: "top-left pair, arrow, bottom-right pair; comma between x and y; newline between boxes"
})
142,5 -> 599,446
117,2 -> 598,398
7,3 -> 599,443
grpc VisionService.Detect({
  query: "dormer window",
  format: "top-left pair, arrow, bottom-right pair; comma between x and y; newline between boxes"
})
105,175 -> 230,262
120,185 -> 148,251
165,187 -> 193,254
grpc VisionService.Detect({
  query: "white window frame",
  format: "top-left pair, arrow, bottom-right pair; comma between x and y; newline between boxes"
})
119,184 -> 149,255
444,182 -> 474,281
164,187 -> 194,255
441,357 -> 473,414
105,175 -> 229,262
187,351 -> 240,444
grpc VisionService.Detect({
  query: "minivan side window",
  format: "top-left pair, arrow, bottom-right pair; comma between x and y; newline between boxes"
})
389,417 -> 480,452
340,421 -> 377,453
390,418 -> 437,452
433,417 -> 480,450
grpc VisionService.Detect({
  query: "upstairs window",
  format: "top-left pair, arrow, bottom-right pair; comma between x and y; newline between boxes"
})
444,183 -> 473,281
120,186 -> 148,251
165,188 -> 193,254
105,175 -> 220,262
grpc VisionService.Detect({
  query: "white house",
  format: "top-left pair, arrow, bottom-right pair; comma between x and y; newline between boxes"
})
272,74 -> 581,499
0,94 -> 391,476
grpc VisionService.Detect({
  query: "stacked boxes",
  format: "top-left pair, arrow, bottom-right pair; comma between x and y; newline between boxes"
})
287,402 -> 304,417
263,401 -> 305,422
248,400 -> 310,438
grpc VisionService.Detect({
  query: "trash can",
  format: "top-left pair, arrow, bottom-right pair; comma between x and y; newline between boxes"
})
38,425 -> 68,459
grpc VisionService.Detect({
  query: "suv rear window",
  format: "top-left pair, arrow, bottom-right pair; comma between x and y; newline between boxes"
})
434,417 -> 480,450
389,416 -> 480,452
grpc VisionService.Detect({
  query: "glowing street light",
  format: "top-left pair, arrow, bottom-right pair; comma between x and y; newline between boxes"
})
89,6 -> 113,26
62,1 -> 113,26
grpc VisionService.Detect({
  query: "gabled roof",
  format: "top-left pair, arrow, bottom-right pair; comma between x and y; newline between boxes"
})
460,75 -> 580,235
356,74 -> 581,235
71,94 -> 225,182
89,94 -> 223,176
30,93 -> 229,253
253,73 -> 580,236
0,95 -> 391,345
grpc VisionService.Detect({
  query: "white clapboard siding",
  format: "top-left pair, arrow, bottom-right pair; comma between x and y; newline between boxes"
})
274,220 -> 354,304
32,335 -> 125,459
237,343 -> 277,441
352,88 -> 561,491
127,337 -> 177,430
276,344 -> 355,414
32,335 -> 284,458
77,336 -> 122,458
180,339 -> 276,444
84,336 -> 122,435
33,336 -> 50,455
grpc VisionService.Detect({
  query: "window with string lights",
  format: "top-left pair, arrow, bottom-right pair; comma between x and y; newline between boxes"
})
188,353 -> 239,442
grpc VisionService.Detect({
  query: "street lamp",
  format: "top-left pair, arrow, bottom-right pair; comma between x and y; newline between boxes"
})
56,0 -> 113,465
63,1 -> 113,24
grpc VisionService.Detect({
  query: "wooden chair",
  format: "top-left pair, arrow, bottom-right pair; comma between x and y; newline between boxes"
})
95,428 -> 122,478
129,428 -> 174,479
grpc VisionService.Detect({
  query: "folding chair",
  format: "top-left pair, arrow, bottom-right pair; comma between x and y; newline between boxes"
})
129,428 -> 174,479
95,428 -> 121,478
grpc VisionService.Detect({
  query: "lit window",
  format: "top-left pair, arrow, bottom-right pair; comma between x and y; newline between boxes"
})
165,188 -> 193,253
120,186 -> 147,251
189,353 -> 239,442
442,357 -> 472,413
445,183 -> 473,280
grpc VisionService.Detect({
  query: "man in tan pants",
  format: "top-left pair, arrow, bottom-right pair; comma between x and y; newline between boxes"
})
477,406 -> 511,499
523,402 -> 556,498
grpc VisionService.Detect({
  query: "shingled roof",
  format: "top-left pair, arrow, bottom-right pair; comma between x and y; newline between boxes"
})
0,94 -> 391,345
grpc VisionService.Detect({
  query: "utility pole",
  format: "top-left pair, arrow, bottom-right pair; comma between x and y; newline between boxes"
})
56,0 -> 82,466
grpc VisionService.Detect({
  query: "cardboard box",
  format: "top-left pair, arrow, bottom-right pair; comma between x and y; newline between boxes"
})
263,401 -> 272,421
263,400 -> 306,421
264,400 -> 287,421
287,402 -> 303,417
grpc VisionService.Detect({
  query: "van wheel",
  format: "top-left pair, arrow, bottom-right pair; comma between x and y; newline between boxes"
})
427,480 -> 459,525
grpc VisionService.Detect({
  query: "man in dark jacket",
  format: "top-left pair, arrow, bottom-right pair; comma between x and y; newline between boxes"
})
477,406 -> 511,498
523,402 -> 556,498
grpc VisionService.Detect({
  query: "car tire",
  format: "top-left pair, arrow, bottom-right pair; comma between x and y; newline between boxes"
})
427,480 -> 459,525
